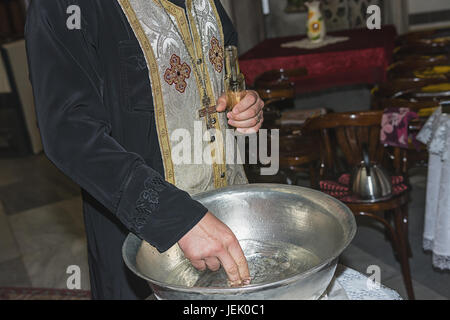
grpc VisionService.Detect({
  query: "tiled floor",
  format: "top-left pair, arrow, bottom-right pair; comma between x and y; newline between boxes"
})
8,197 -> 90,290
0,153 -> 449,299
0,156 -> 80,215
0,154 -> 89,291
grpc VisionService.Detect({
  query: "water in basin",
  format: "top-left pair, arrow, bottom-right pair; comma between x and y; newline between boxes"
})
164,239 -> 321,288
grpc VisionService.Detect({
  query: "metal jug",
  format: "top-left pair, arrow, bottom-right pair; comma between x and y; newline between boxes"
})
351,144 -> 392,201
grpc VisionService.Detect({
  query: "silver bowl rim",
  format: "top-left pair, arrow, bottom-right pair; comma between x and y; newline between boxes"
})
122,183 -> 357,295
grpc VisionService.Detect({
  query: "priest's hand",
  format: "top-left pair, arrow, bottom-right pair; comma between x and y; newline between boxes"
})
178,212 -> 251,287
216,90 -> 264,134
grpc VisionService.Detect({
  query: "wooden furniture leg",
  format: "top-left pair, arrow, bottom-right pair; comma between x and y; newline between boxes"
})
394,207 -> 415,300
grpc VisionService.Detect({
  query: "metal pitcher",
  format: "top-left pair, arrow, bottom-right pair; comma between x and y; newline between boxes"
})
351,144 -> 392,201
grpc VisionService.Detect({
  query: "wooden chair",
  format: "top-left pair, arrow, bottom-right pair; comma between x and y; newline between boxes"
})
388,62 -> 450,81
375,98 -> 440,111
371,78 -> 448,108
278,126 -> 321,187
254,68 -> 308,127
404,83 -> 450,102
396,28 -> 450,46
249,67 -> 322,186
387,54 -> 450,72
393,54 -> 450,64
393,43 -> 450,61
254,68 -> 306,104
254,67 -> 308,97
374,82 -> 450,104
303,111 -> 415,300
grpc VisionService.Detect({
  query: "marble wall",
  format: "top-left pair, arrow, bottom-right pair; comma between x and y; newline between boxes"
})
264,0 -> 307,38
262,0 -> 412,38
220,0 -> 266,54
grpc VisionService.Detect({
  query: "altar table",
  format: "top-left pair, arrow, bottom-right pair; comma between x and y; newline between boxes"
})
240,26 -> 397,94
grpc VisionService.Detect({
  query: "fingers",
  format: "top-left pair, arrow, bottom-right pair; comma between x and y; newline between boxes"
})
228,100 -> 264,122
177,212 -> 251,287
216,247 -> 243,286
216,94 -> 227,112
231,91 -> 259,114
216,233 -> 251,286
228,110 -> 263,128
236,115 -> 263,134
191,257 -> 221,272
227,104 -> 260,123
191,259 -> 207,271
204,257 -> 221,272
227,240 -> 251,285
226,90 -> 264,134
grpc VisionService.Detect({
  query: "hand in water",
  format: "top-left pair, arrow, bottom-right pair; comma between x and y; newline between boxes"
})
216,90 -> 264,134
178,212 -> 251,287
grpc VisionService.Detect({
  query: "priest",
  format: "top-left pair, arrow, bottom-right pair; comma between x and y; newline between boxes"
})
25,0 -> 264,299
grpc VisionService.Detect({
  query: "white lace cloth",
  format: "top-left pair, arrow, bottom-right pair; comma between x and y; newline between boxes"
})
320,265 -> 402,300
417,107 -> 450,270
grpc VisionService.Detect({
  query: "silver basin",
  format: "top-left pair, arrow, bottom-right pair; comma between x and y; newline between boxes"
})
122,184 -> 356,300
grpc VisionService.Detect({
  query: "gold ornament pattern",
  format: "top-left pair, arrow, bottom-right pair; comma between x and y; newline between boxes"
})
209,37 -> 224,73
164,54 -> 191,93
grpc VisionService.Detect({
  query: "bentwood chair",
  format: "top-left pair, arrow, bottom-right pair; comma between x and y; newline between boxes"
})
394,43 -> 450,61
254,67 -> 308,100
248,67 -> 322,187
277,126 -> 321,187
393,54 -> 450,65
246,124 -> 321,187
387,62 -> 450,81
396,28 -> 450,47
371,77 -> 449,109
303,111 -> 415,300
254,68 -> 308,128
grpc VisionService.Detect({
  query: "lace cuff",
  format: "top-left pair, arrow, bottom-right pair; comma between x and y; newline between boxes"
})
116,164 -> 208,252
116,165 -> 170,235
134,175 -> 168,232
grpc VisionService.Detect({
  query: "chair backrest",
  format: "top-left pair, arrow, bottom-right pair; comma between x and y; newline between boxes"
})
255,68 -> 307,128
254,68 -> 307,102
394,43 -> 450,61
254,68 -> 308,89
371,78 -> 448,110
396,27 -> 450,46
303,111 -> 391,179
378,98 -> 440,112
407,82 -> 450,101
387,61 -> 450,80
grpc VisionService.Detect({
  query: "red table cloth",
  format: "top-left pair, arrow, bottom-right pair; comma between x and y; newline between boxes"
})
240,26 -> 397,94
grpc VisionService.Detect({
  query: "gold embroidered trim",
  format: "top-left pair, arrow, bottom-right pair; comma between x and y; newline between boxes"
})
155,0 -> 205,102
118,0 -> 175,184
209,0 -> 225,48
119,0 -> 228,189
187,0 -> 228,188
208,0 -> 227,188
185,0 -> 228,188
210,0 -> 228,188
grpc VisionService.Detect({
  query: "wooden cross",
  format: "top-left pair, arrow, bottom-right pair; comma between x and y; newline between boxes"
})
198,96 -> 218,130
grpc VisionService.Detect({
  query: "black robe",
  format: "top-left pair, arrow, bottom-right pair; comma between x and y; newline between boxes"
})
25,0 -> 237,299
